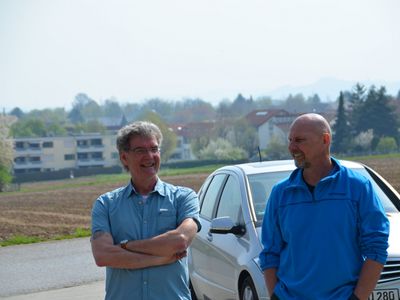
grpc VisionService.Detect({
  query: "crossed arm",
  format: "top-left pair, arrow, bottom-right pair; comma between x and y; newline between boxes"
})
91,218 -> 198,270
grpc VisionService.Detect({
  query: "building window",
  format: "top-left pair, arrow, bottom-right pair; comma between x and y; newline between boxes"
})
92,152 -> 103,160
78,153 -> 89,160
77,140 -> 89,147
64,154 -> 75,160
91,139 -> 103,146
14,157 -> 26,164
15,141 -> 25,150
29,156 -> 41,163
29,143 -> 40,149
43,141 -> 54,148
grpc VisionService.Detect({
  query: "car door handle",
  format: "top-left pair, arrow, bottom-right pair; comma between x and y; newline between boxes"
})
207,231 -> 213,242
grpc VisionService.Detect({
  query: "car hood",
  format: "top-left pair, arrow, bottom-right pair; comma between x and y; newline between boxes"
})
387,212 -> 400,257
255,213 -> 400,256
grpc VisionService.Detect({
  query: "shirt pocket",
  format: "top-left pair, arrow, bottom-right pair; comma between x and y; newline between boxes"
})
156,208 -> 177,234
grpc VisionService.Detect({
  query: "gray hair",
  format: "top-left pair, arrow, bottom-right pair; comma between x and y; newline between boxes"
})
116,121 -> 163,153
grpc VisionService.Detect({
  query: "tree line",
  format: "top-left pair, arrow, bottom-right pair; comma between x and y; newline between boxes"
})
332,84 -> 399,154
1,83 -> 399,190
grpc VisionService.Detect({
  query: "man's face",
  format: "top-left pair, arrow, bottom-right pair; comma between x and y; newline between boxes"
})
288,122 -> 326,169
121,135 -> 161,180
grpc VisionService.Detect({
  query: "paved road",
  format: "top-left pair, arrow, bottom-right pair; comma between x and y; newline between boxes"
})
0,237 -> 105,298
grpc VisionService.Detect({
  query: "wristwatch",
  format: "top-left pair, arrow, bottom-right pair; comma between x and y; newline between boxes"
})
120,239 -> 129,250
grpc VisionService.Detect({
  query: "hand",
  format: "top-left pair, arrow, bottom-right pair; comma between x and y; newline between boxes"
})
175,250 -> 187,260
349,293 -> 360,300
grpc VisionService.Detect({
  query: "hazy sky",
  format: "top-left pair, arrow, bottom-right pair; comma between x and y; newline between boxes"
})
1,0 -> 399,112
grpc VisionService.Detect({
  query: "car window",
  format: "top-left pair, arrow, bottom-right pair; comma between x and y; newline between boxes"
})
248,168 -> 398,225
216,175 -> 243,223
248,171 -> 291,222
200,174 -> 227,219
198,175 -> 213,207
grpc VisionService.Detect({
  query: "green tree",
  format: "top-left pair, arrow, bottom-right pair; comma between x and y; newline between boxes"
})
9,107 -> 24,119
231,118 -> 258,158
173,98 -> 216,123
283,93 -> 306,113
353,130 -> 374,153
348,83 -> 366,136
68,106 -> 84,124
69,93 -> 102,121
332,92 -> 351,154
103,99 -> 123,118
198,138 -> 247,160
0,116 -> 14,191
263,136 -> 290,160
11,118 -> 47,137
376,137 -> 398,154
191,135 -> 210,158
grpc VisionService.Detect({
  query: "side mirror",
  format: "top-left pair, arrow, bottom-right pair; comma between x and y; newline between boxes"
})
209,216 -> 246,236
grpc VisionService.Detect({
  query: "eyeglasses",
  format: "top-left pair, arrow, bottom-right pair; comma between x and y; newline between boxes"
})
127,146 -> 161,155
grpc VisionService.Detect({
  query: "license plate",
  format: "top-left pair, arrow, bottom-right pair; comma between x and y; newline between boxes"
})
369,289 -> 399,300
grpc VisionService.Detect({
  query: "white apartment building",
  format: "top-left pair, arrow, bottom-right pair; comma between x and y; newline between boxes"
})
13,134 -> 120,174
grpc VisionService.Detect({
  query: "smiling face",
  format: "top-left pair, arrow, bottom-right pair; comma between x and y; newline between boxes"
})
120,135 -> 161,189
288,114 -> 331,169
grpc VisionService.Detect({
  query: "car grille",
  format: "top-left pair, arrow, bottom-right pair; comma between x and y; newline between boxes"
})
378,259 -> 400,284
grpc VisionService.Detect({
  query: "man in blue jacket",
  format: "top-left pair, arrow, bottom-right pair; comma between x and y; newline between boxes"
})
259,113 -> 389,300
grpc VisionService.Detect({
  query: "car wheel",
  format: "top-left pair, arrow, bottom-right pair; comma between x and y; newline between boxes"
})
240,276 -> 259,300
189,280 -> 198,300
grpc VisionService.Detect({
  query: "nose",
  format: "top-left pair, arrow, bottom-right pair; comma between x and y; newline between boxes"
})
288,140 -> 297,152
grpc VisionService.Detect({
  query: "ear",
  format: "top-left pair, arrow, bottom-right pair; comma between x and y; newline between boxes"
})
120,151 -> 129,167
322,132 -> 331,145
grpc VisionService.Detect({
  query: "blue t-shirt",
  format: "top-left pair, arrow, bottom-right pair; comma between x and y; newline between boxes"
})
91,179 -> 201,300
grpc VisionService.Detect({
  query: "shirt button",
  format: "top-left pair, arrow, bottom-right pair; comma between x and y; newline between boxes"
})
138,201 -> 142,205
143,281 -> 147,285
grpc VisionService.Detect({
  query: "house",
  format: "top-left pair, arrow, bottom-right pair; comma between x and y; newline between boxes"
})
13,133 -> 120,174
168,121 -> 215,161
245,109 -> 338,150
245,109 -> 298,149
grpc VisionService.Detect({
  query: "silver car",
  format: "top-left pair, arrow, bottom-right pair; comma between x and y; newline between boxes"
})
188,160 -> 400,300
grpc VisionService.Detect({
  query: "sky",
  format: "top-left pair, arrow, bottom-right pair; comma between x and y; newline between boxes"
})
1,0 -> 399,112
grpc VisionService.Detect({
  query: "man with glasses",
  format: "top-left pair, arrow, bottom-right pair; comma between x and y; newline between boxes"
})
91,121 -> 201,300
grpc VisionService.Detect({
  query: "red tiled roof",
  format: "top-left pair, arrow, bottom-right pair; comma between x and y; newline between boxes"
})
245,109 -> 290,127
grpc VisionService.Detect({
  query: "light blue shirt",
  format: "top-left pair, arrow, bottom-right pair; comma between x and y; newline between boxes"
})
92,179 -> 201,300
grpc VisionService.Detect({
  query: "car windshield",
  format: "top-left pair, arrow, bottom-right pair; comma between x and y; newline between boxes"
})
248,167 -> 399,225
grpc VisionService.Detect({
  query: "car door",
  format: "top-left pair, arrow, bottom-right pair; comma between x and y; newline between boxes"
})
189,173 -> 228,298
205,172 -> 249,299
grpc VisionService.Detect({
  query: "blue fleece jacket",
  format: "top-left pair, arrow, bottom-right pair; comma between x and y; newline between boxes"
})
259,158 -> 389,300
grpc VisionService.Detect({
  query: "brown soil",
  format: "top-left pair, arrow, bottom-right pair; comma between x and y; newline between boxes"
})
0,174 -> 208,241
0,157 -> 399,242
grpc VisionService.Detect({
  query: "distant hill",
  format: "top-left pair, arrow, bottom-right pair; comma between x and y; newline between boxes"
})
265,77 -> 400,102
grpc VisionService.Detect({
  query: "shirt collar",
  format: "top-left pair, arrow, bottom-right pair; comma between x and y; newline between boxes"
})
127,178 -> 166,197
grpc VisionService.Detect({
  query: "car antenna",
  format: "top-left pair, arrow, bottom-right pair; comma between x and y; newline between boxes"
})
257,146 -> 262,162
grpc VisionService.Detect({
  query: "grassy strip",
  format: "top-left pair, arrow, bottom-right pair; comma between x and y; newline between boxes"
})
338,152 -> 400,161
0,228 -> 91,247
11,165 -> 220,194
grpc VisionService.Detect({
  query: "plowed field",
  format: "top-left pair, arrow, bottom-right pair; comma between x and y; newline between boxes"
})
0,156 -> 399,242
0,174 -> 208,241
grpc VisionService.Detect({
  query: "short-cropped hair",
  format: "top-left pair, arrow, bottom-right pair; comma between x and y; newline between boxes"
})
116,121 -> 163,153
